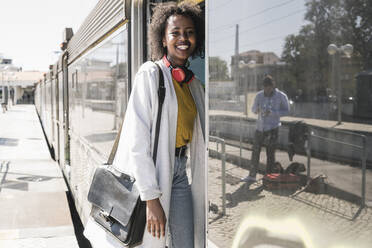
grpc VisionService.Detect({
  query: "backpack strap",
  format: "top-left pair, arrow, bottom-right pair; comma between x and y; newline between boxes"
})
153,63 -> 166,163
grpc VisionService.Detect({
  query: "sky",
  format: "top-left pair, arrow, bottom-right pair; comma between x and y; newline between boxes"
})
0,0 -> 99,71
209,0 -> 307,66
0,0 -> 307,72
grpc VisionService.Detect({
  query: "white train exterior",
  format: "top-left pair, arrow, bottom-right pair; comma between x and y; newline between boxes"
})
35,0 -> 205,234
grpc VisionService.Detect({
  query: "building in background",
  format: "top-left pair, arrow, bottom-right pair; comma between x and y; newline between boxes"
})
1,54 -> 43,107
232,50 -> 286,94
13,71 -> 44,104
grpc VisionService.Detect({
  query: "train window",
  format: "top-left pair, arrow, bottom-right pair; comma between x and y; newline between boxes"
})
68,26 -> 129,159
208,1 -> 372,248
71,70 -> 78,89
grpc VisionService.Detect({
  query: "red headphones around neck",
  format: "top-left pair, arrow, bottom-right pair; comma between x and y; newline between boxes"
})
162,55 -> 194,85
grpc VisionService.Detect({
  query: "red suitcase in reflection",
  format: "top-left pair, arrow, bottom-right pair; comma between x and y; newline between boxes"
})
263,173 -> 301,191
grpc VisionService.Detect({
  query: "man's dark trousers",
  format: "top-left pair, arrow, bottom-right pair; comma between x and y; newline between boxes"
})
249,128 -> 278,177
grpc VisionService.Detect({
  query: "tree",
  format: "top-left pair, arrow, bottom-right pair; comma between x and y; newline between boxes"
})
281,0 -> 369,100
281,26 -> 313,92
342,0 -> 372,69
209,56 -> 229,81
304,0 -> 343,89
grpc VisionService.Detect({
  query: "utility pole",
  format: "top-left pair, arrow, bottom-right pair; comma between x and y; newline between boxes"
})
235,24 -> 239,56
234,24 -> 239,97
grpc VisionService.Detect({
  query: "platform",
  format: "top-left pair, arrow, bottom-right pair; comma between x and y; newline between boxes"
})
0,105 -> 79,248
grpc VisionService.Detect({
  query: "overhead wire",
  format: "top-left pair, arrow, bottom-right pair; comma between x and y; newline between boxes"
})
210,8 -> 306,44
238,8 -> 306,35
211,34 -> 291,55
210,0 -> 297,32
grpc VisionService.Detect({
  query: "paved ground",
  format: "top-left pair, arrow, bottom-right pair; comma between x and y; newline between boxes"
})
208,143 -> 372,248
2,105 -> 371,248
0,105 -> 79,248
209,141 -> 372,203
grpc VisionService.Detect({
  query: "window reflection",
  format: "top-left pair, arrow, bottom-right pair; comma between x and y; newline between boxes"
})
208,1 -> 372,248
69,28 -> 128,158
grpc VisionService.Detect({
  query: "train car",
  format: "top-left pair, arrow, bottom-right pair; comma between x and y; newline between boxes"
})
51,62 -> 60,162
35,70 -> 55,157
34,82 -> 41,115
35,0 -> 205,243
44,70 -> 54,153
61,1 -> 136,226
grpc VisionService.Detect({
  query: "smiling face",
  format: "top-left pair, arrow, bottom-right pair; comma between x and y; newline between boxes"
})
163,15 -> 196,67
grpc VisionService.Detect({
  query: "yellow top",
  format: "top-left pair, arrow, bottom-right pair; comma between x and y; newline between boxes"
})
173,78 -> 197,148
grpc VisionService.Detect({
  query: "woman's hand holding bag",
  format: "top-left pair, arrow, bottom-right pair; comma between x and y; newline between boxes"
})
146,198 -> 166,238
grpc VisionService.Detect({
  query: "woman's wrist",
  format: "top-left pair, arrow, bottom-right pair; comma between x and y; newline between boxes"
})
146,198 -> 160,204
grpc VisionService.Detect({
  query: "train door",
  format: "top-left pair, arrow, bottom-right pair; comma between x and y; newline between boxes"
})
38,83 -> 43,118
54,65 -> 60,162
49,71 -> 55,159
58,67 -> 65,169
142,1 -> 206,246
63,55 -> 71,169
42,79 -> 47,125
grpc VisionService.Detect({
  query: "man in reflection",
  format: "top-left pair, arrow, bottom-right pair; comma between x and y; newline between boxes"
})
242,75 -> 289,183
1,87 -> 8,113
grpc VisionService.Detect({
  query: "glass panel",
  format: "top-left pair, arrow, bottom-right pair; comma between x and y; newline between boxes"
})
69,28 -> 128,158
208,1 -> 372,247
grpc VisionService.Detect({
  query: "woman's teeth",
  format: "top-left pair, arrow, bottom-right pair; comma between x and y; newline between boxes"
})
177,45 -> 189,50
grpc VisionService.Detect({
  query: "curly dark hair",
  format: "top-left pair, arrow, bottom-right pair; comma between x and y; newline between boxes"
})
149,1 -> 205,61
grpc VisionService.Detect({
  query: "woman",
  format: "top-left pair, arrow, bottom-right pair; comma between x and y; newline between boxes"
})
84,2 -> 205,248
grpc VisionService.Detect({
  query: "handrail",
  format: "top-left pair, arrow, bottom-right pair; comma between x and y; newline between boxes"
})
210,135 -> 226,216
308,128 -> 367,208
311,133 -> 364,149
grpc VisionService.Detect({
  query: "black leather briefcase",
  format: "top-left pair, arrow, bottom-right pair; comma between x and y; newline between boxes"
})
88,166 -> 146,246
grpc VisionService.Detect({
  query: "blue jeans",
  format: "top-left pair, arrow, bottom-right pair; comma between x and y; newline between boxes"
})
169,156 -> 194,248
250,128 -> 278,177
